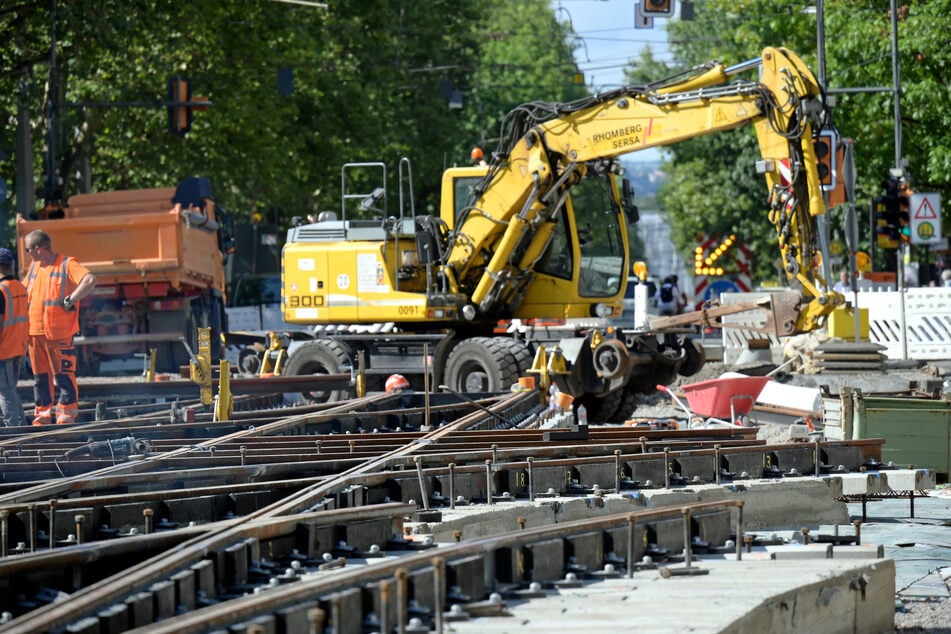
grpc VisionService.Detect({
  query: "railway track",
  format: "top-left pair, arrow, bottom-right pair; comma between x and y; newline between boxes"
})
0,376 -> 898,632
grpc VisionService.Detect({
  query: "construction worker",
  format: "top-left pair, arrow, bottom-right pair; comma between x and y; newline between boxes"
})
23,230 -> 97,425
0,248 -> 28,426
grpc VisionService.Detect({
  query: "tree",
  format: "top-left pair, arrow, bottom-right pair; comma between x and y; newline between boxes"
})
451,0 -> 587,168
0,0 -> 584,233
635,0 -> 951,284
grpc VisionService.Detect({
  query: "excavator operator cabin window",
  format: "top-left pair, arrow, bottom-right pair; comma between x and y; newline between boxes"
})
536,208 -> 573,280
573,172 -> 624,298
453,176 -> 482,229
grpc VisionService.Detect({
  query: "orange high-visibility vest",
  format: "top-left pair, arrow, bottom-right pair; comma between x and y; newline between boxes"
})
26,256 -> 81,341
0,277 -> 28,358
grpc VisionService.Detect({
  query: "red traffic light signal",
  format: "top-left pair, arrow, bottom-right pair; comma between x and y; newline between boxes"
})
641,0 -> 674,16
168,76 -> 193,135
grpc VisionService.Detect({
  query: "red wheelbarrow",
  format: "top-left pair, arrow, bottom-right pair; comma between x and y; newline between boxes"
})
658,375 -> 772,428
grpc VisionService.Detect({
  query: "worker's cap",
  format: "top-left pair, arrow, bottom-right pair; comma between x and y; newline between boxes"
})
0,248 -> 13,266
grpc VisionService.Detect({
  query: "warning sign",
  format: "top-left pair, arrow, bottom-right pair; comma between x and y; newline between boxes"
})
910,192 -> 942,246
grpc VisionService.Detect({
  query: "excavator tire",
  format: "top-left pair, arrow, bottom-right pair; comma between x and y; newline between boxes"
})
579,388 -> 625,423
614,368 -> 675,421
237,347 -> 262,376
613,388 -> 641,422
443,337 -> 521,393
496,337 -> 534,377
678,337 -> 706,377
282,339 -> 354,403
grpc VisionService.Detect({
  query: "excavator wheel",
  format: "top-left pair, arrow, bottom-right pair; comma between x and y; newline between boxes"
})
579,388 -> 625,424
282,339 -> 354,403
678,337 -> 706,377
496,338 -> 534,377
613,388 -> 641,422
237,347 -> 262,376
443,337 -> 521,393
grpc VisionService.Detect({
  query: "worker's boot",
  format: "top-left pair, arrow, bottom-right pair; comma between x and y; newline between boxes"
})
32,405 -> 53,426
55,403 -> 78,425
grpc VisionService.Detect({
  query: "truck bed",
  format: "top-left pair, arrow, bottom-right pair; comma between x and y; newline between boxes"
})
17,188 -> 224,293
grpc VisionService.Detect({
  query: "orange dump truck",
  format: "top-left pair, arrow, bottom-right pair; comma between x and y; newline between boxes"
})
16,177 -> 233,374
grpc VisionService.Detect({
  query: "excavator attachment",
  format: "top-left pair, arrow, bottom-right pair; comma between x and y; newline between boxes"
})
647,290 -> 804,337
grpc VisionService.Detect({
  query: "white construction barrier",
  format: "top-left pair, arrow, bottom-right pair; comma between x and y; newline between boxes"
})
721,287 -> 951,363
719,292 -> 784,365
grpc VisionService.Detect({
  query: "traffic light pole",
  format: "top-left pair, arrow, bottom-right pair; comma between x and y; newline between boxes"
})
812,0 -> 835,294
889,0 -> 903,175
819,0 -> 906,294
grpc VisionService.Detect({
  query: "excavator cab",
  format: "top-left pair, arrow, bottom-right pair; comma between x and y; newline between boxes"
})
519,166 -> 627,318
441,160 -> 630,321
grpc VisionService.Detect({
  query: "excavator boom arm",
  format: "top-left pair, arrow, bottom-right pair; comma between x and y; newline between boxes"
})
446,47 -> 839,332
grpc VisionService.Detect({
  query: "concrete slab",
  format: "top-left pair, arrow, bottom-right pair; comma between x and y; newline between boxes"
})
836,471 -> 887,495
419,478 -> 850,543
445,556 -> 895,633
902,570 -> 951,598
832,544 -> 886,559
408,474 -> 948,632
882,468 -> 937,492
793,491 -> 951,601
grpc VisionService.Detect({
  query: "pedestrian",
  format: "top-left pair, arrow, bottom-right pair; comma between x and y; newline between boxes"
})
23,230 -> 97,425
657,276 -> 678,316
0,248 -> 28,427
833,270 -> 851,294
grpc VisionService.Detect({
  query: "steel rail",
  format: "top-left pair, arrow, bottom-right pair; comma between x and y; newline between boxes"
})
0,392 -> 394,505
2,391 -> 534,633
0,434 -> 767,530
0,429 -> 878,571
0,502 -> 413,577
123,500 -> 745,634
0,391 -> 516,450
0,432 -> 880,504
14,373 -> 354,401
1,423 -> 883,629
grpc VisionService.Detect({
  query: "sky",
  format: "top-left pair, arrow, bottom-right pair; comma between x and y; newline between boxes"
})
552,0 -> 674,92
552,0 -> 677,162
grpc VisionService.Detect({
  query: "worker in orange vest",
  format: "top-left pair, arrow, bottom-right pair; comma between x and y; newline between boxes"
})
0,248 -> 28,427
22,230 -> 97,425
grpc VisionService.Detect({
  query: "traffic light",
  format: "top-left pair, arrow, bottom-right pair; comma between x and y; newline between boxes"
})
167,76 -> 192,135
641,0 -> 674,16
814,131 -> 849,206
813,130 -> 837,190
874,177 -> 902,249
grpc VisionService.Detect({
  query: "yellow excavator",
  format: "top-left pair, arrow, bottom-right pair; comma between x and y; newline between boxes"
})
279,46 -> 842,421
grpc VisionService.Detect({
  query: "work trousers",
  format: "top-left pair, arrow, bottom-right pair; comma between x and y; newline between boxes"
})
28,335 -> 79,425
0,356 -> 25,426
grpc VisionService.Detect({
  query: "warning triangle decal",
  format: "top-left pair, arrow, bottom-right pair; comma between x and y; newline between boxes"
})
736,104 -> 748,117
715,108 -> 727,123
915,198 -> 938,219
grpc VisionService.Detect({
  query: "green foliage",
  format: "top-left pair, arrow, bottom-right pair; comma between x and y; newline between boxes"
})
453,0 -> 586,167
641,0 -> 951,284
0,0 -> 583,232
